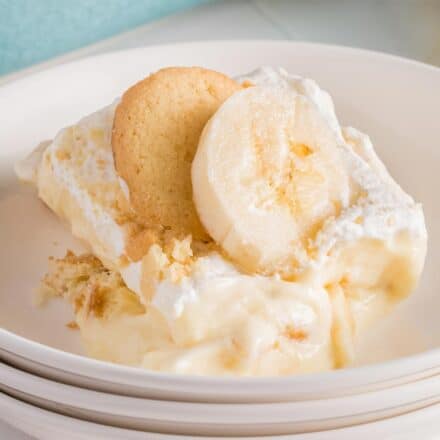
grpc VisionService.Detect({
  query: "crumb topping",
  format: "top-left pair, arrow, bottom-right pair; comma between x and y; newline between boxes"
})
39,251 -> 145,320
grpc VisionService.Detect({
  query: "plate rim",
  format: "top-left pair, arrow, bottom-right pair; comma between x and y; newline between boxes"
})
1,360 -> 440,423
1,40 -> 440,94
1,390 -> 440,439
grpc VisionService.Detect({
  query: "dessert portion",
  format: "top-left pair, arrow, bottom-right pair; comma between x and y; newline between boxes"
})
16,66 -> 427,376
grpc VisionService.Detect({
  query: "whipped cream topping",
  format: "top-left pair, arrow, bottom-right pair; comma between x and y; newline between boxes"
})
238,67 -> 341,139
41,102 -> 127,264
16,99 -> 143,275
15,140 -> 50,184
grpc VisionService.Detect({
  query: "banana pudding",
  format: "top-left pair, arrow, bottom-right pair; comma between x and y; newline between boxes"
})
16,66 -> 427,376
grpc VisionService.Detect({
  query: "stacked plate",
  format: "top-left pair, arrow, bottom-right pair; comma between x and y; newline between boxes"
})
1,338 -> 440,438
1,42 -> 440,438
1,392 -> 439,440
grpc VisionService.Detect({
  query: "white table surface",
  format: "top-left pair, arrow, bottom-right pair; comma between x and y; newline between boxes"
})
2,0 -> 440,438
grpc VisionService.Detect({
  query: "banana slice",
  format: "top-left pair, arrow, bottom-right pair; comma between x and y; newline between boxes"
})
192,85 -> 349,276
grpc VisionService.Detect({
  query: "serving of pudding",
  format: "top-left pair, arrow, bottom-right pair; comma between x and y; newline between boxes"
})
15,66 -> 427,376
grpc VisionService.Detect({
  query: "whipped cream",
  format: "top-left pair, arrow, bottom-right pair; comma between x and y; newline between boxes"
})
29,102 -> 127,267
238,67 -> 341,139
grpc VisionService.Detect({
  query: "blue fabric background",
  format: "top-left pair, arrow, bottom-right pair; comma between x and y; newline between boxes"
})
0,0 -> 210,76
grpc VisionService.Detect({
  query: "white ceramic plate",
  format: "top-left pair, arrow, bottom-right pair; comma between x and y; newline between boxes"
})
1,392 -> 440,440
1,41 -> 440,402
1,361 -> 440,436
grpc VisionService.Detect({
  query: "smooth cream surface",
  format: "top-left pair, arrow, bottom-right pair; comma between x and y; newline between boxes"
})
16,67 -> 427,375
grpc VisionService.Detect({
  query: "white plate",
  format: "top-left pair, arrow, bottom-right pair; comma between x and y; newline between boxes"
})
1,361 -> 440,436
1,41 -> 440,402
1,392 -> 440,440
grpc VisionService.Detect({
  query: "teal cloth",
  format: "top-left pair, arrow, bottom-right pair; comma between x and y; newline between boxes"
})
0,0 -> 210,76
